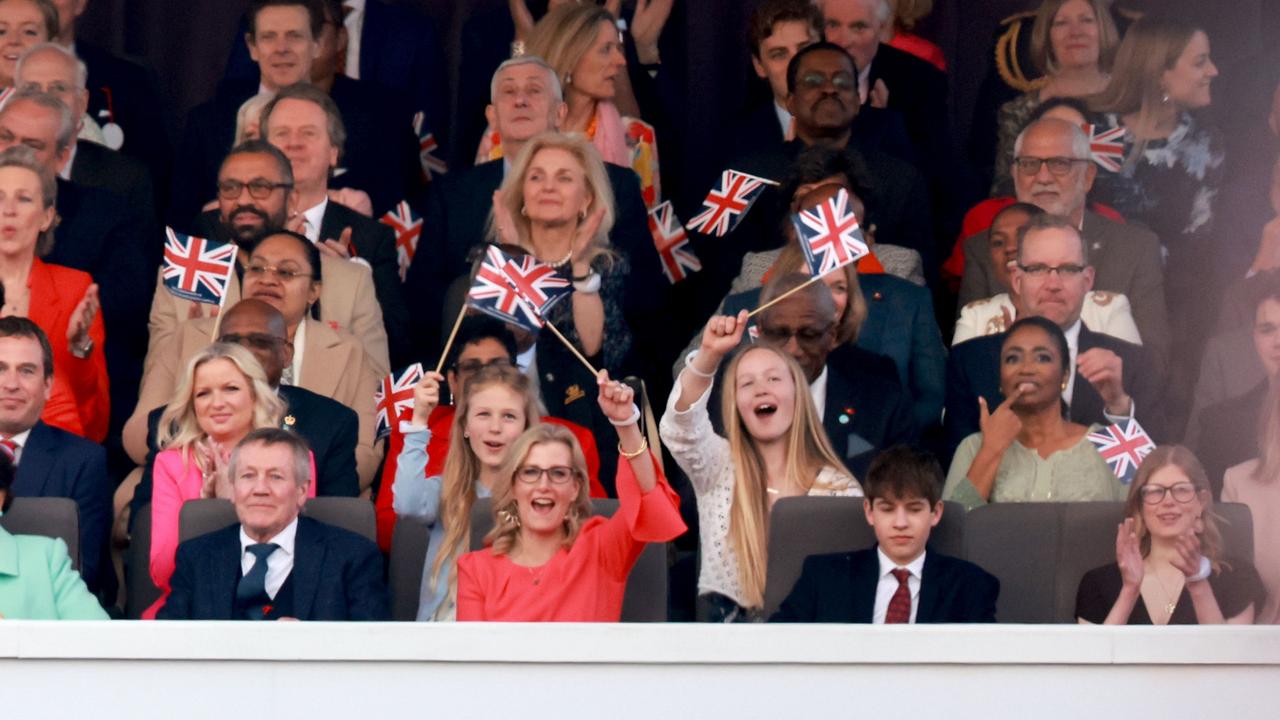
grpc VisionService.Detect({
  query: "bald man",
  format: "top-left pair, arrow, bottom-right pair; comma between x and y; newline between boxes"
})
128,300 -> 360,526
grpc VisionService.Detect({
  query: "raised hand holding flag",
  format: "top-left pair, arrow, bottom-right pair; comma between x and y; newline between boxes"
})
1086,418 -> 1156,484
379,201 -> 422,281
685,169 -> 775,237
374,363 -> 425,440
1085,123 -> 1126,173
648,200 -> 701,283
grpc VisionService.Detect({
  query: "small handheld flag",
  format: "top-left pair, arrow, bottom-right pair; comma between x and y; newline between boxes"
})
1085,123 -> 1126,173
161,227 -> 237,305
379,201 -> 422,281
685,169 -> 772,237
413,111 -> 448,181
648,200 -> 701,283
466,245 -> 570,333
1086,418 -> 1156,484
792,188 -> 869,276
374,363 -> 424,440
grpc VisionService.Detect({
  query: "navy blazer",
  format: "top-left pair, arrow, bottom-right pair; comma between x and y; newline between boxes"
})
1195,380 -> 1267,499
12,421 -> 111,597
157,516 -> 389,621
771,546 -> 999,623
78,40 -> 172,187
169,75 -> 420,227
822,344 -> 918,479
69,141 -> 159,261
944,323 -> 1167,461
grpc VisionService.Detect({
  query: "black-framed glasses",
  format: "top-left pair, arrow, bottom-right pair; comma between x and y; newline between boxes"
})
798,72 -> 856,91
245,263 -> 309,281
1013,156 -> 1088,176
217,178 -> 293,200
1017,263 -> 1087,278
516,465 -> 577,485
454,357 -> 514,375
1140,482 -> 1199,505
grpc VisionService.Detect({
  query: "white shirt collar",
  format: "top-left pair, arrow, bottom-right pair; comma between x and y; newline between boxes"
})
1062,318 -> 1082,403
857,63 -> 872,105
58,142 -> 77,180
876,545 -> 927,579
342,0 -> 366,80
4,428 -> 33,448
239,515 -> 299,557
301,196 -> 328,244
808,365 -> 829,419
773,99 -> 792,140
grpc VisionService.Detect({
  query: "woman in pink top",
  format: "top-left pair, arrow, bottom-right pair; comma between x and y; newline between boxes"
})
456,372 -> 685,621
144,343 -> 314,619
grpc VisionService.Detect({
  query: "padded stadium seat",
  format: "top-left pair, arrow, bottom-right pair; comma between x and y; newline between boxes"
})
469,497 -> 670,621
0,496 -> 80,569
389,516 -> 430,621
178,497 -> 378,543
124,503 -> 161,619
761,497 -> 965,617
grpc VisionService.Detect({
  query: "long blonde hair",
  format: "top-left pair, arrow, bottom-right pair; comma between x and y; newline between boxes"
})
430,365 -> 543,587
486,132 -> 617,269
720,345 -> 852,609
527,4 -> 616,94
1127,445 -> 1227,574
156,343 -> 285,476
483,424 -> 594,556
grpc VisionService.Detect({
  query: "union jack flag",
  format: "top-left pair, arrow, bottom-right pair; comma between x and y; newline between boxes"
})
792,188 -> 869,276
374,363 -> 424,440
648,200 -> 700,283
1085,123 -> 1126,173
1086,418 -> 1155,484
161,227 -> 237,305
467,246 -> 570,332
0,86 -> 14,109
685,169 -> 771,237
413,111 -> 448,181
379,201 -> 422,281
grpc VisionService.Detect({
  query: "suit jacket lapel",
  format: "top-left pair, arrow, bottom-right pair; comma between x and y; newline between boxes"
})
318,204 -> 344,246
915,550 -> 944,623
300,317 -> 345,397
822,364 -> 847,453
850,549 -> 880,622
1070,325 -> 1105,422
212,527 -> 244,619
290,517 -> 324,620
15,422 -> 56,496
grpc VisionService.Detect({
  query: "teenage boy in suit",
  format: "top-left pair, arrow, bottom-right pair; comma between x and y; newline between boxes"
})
771,445 -> 999,623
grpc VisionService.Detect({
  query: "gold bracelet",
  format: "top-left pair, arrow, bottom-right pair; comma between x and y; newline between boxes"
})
617,437 -> 649,459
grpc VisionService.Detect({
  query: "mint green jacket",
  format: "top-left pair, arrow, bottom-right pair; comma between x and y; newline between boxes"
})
0,525 -> 108,620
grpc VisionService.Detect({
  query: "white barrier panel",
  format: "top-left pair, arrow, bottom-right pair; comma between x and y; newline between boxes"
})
3,622 -> 1279,719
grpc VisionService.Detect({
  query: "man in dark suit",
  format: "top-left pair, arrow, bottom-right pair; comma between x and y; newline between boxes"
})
1194,278 -> 1280,497
258,83 -> 410,366
169,0 -> 418,226
772,445 -> 999,623
0,89 -> 152,465
16,43 -> 158,263
134,300 -> 360,521
55,0 -> 172,188
0,318 -> 112,602
959,118 -> 1171,376
158,428 -> 388,621
757,274 -> 915,479
946,214 -> 1166,458
404,56 -> 662,371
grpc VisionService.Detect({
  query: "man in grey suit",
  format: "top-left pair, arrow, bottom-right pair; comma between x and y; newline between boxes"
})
959,118 -> 1171,375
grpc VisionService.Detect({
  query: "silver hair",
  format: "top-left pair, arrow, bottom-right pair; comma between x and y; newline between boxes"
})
1013,117 -> 1091,160
821,0 -> 892,26
2,87 -> 76,154
489,55 -> 564,104
14,43 -> 88,90
1015,212 -> 1091,267
228,427 -> 313,490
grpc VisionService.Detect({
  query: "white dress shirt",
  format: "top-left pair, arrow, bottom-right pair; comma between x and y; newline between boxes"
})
239,516 -> 299,600
284,319 -> 307,386
342,0 -> 365,80
2,428 -> 33,465
301,197 -> 329,244
773,100 -> 792,140
808,365 -> 829,419
872,546 -> 926,624
857,63 -> 873,105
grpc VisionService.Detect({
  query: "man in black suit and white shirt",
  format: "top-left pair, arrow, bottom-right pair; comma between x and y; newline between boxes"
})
772,445 -> 998,623
945,214 -> 1166,457
259,83 -> 410,366
158,428 -> 388,621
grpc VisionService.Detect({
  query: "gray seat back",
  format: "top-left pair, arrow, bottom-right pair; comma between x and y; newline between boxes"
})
0,496 -> 79,569
389,517 -> 430,621
178,497 -> 378,543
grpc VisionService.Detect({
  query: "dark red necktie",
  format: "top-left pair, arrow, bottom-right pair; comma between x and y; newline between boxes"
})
0,437 -> 16,462
885,568 -> 913,624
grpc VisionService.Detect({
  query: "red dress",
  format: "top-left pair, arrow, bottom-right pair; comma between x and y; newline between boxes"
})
455,456 -> 685,622
374,405 -> 606,551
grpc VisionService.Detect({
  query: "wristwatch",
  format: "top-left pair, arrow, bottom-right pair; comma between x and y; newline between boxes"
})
70,336 -> 94,359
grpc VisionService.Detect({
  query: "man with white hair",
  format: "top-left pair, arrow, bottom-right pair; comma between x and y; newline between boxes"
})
403,56 -> 660,364
14,43 -> 156,234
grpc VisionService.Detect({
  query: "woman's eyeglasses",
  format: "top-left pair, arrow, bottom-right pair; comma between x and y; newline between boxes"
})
516,465 -> 577,484
245,264 -> 309,281
1139,482 -> 1199,505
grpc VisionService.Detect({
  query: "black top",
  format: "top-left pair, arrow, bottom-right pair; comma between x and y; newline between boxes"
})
1075,558 -> 1266,625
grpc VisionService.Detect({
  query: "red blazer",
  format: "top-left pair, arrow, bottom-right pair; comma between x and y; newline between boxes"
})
26,259 -> 109,442
374,405 -> 607,551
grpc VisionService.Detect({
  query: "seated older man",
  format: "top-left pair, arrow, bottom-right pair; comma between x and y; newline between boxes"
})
958,118 -> 1170,375
157,428 -> 388,621
946,214 -> 1166,459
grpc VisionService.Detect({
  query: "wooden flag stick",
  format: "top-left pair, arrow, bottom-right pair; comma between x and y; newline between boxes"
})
434,303 -> 469,374
543,319 -> 599,376
208,260 -> 236,342
745,274 -> 821,319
